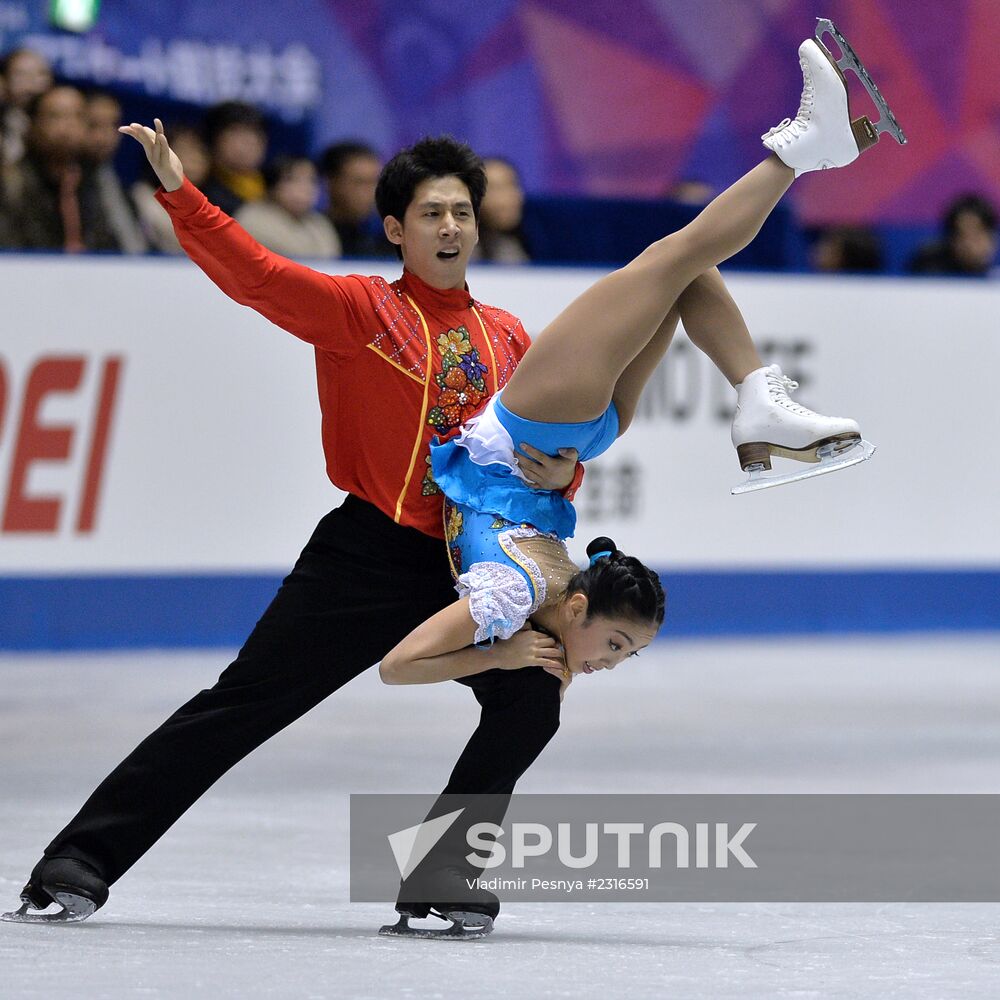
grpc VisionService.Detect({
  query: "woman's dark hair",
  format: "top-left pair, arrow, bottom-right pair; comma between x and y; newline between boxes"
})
565,537 -> 666,627
318,140 -> 380,180
202,100 -> 266,146
375,134 -> 486,228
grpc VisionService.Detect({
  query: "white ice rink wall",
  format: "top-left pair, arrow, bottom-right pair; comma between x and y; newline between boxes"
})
1,256 -> 997,648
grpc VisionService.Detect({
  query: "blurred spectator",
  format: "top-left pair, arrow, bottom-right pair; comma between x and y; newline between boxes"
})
1,47 -> 53,165
665,179 -> 714,206
908,194 -> 999,277
810,225 -> 883,273
317,140 -> 393,258
201,101 -> 267,216
0,85 -> 121,252
235,155 -> 341,258
131,125 -> 211,253
84,90 -> 147,254
473,156 -> 531,264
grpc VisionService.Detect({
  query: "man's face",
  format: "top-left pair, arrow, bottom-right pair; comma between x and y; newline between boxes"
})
29,86 -> 87,162
951,210 -> 998,273
384,175 -> 479,289
5,50 -> 52,108
327,153 -> 381,224
84,95 -> 122,164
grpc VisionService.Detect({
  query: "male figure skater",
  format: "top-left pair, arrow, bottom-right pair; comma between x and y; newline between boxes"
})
5,124 -> 579,925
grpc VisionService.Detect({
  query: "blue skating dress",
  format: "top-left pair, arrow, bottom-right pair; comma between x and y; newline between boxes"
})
430,392 -> 619,643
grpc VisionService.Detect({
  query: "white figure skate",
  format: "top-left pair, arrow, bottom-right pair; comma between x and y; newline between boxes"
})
731,364 -> 875,495
762,19 -> 906,176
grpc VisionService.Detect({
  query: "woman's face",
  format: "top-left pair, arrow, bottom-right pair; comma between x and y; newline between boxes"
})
480,160 -> 524,232
273,161 -> 319,218
558,596 -> 658,675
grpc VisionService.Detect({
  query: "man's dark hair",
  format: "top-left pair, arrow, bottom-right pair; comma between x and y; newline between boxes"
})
318,140 -> 380,180
374,136 -> 486,261
375,135 -> 486,224
81,87 -> 121,108
944,194 -> 998,239
202,101 -> 266,145
25,84 -> 83,122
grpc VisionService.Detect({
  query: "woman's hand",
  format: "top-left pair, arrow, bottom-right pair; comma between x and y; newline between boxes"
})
493,624 -> 565,671
118,118 -> 185,193
516,444 -> 578,491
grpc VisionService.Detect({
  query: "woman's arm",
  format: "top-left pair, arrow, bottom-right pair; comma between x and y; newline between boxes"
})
380,597 -> 565,685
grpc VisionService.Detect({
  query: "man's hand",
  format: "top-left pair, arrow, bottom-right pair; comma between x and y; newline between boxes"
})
492,624 -> 565,671
516,444 -> 579,491
118,118 -> 185,193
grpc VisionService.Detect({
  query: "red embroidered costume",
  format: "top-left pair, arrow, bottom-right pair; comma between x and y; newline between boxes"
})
155,178 -> 582,538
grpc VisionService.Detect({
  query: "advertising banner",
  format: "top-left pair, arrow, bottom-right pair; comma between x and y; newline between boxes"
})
1,257 -> 997,644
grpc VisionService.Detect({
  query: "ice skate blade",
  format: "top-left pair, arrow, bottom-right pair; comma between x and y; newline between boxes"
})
1,892 -> 97,923
379,911 -> 494,940
815,18 -> 906,145
732,439 -> 875,495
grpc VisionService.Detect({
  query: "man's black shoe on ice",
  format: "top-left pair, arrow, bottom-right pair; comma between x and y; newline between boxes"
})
2,857 -> 109,923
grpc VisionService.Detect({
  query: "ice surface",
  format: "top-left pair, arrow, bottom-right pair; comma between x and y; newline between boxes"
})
2,636 -> 999,998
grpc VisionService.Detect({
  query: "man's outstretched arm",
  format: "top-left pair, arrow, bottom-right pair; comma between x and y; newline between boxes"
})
120,119 -> 376,358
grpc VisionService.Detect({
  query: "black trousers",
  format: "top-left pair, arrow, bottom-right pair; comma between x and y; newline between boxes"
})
42,496 -> 562,886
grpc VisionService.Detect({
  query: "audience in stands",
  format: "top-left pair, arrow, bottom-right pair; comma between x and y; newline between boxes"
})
235,155 -> 341,258
317,140 -> 393,258
472,156 -> 531,264
131,126 -> 211,254
1,41 -> 997,276
201,101 -> 268,217
84,89 -> 147,254
810,225 -> 883,274
908,194 -> 998,277
0,85 -> 123,251
0,47 -> 52,166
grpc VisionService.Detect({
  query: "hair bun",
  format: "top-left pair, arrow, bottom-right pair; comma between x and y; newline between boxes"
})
586,536 -> 617,565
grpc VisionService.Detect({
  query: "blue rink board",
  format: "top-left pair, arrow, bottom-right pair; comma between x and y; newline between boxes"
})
1,570 -> 998,651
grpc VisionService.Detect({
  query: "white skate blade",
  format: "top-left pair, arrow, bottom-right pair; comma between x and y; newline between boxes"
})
732,438 -> 875,495
1,892 -> 97,923
815,18 -> 906,144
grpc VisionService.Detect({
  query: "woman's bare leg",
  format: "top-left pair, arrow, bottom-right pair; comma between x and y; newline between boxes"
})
611,307 -> 680,435
501,156 -> 793,423
610,265 -> 764,432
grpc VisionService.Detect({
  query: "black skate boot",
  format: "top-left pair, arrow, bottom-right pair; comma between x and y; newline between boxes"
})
2,857 -> 109,923
381,865 -> 499,939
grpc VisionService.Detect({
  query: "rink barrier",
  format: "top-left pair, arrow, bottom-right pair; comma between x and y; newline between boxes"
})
1,569 -> 998,651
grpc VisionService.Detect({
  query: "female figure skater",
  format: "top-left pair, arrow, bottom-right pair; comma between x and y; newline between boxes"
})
379,30 -> 902,695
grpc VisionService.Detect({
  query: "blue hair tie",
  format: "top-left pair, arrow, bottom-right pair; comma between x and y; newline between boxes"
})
589,550 -> 613,566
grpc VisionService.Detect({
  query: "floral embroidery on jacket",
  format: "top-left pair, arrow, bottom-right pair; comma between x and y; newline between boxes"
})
426,325 -> 489,435
421,455 -> 440,496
